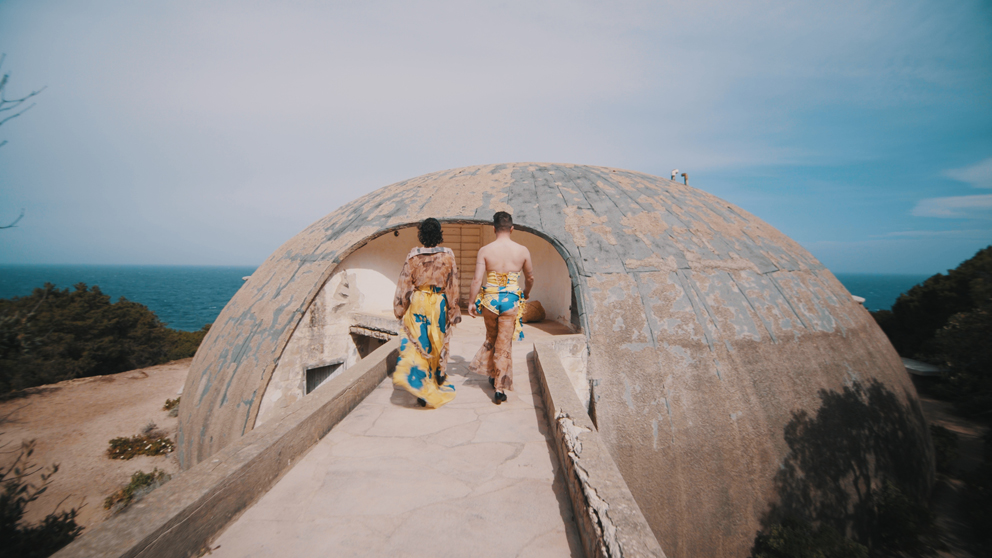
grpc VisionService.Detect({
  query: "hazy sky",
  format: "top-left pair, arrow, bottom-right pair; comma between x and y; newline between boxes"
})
0,1 -> 989,273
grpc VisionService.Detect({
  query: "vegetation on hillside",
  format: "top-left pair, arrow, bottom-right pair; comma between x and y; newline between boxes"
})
0,440 -> 82,558
103,469 -> 170,514
106,433 -> 175,460
872,245 -> 991,356
872,245 -> 992,416
870,244 -> 992,556
0,283 -> 210,395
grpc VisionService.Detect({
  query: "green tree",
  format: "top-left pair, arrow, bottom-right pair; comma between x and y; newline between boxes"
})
932,301 -> 992,416
873,245 -> 992,357
0,283 -> 209,394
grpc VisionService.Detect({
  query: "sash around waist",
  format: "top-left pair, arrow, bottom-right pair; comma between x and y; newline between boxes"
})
415,285 -> 445,294
482,271 -> 522,291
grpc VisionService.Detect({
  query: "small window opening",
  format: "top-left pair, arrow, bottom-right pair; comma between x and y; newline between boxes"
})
306,361 -> 343,394
351,332 -> 388,359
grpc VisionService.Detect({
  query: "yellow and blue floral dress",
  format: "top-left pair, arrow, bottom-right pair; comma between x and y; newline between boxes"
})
392,246 -> 461,408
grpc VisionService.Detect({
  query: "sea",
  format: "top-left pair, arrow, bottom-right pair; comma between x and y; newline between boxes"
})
0,265 -> 257,332
0,265 -> 931,331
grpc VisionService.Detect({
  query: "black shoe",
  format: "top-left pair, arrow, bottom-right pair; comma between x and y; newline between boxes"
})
493,391 -> 506,405
417,398 -> 427,407
489,377 -> 495,388
437,374 -> 447,385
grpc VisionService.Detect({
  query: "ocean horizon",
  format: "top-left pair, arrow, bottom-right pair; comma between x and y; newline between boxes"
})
0,265 -> 257,332
0,265 -> 931,331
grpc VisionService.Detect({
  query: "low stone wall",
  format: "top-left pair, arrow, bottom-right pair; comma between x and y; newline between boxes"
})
533,341 -> 667,558
55,338 -> 400,558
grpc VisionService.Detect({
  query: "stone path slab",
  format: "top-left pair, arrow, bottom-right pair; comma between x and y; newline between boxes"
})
211,319 -> 582,557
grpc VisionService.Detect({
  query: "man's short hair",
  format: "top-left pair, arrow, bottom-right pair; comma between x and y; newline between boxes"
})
493,211 -> 513,232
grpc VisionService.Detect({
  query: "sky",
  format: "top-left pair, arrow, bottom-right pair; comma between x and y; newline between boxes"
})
0,0 -> 989,274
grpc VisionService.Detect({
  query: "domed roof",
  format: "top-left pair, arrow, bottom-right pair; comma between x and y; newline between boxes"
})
178,163 -> 931,557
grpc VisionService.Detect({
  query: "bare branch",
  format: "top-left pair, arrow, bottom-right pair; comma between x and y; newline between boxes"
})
0,208 -> 24,229
0,53 -> 45,148
0,90 -> 45,113
0,101 -> 38,126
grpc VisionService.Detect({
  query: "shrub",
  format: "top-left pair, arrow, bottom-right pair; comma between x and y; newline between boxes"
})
751,517 -> 868,558
163,397 -> 180,412
873,245 -> 992,357
164,325 -> 209,362
871,245 -> 992,416
0,283 -> 211,394
106,434 -> 175,460
932,302 -> 992,416
872,480 -> 934,552
0,440 -> 82,558
752,481 -> 936,557
103,469 -> 170,513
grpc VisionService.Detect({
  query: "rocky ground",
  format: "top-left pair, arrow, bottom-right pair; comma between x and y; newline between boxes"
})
0,359 -> 189,530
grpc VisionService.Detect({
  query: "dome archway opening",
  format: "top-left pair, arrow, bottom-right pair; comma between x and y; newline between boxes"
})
252,219 -> 582,427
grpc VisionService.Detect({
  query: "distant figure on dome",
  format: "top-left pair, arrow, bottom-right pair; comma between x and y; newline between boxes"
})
468,211 -> 535,405
392,218 -> 460,408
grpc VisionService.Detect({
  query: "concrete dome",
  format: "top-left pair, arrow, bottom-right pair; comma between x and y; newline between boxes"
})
178,163 -> 932,557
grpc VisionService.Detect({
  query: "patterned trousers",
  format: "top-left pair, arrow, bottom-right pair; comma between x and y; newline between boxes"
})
470,307 -> 517,391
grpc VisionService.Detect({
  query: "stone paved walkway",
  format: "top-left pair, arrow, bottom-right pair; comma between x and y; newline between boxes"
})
211,318 -> 582,558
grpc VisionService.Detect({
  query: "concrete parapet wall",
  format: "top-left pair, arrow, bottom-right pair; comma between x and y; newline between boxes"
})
534,341 -> 666,558
55,338 -> 399,558
545,334 -> 591,411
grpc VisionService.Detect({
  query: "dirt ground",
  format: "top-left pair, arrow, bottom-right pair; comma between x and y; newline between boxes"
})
0,360 -> 189,530
1,362 -> 987,555
914,378 -> 989,558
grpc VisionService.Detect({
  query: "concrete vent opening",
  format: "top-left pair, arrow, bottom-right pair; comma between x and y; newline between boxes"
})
306,361 -> 342,394
351,332 -> 388,359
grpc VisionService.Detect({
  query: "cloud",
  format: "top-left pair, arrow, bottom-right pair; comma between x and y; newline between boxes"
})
911,194 -> 992,219
945,157 -> 992,189
1,0 -> 991,270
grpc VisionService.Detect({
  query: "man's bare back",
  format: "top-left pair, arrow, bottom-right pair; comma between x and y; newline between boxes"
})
468,229 -> 534,317
467,212 -> 535,403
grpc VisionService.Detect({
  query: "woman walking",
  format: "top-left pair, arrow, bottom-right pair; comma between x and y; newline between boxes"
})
392,218 -> 461,408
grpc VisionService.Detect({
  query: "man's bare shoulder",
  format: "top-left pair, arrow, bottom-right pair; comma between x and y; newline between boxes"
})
510,240 -> 530,257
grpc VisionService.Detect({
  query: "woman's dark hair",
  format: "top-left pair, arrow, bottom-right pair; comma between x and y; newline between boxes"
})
418,218 -> 443,247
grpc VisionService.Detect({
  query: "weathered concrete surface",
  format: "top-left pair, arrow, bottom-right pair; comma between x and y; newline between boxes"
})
208,319 -> 582,558
55,339 -> 399,558
534,340 -> 666,558
180,163 -> 933,557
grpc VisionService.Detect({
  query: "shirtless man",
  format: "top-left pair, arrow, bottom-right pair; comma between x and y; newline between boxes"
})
468,211 -> 535,404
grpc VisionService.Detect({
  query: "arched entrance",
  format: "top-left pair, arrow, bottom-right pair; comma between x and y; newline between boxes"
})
253,221 -> 579,426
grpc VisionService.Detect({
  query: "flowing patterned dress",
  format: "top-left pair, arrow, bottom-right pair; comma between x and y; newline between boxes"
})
392,246 -> 461,408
